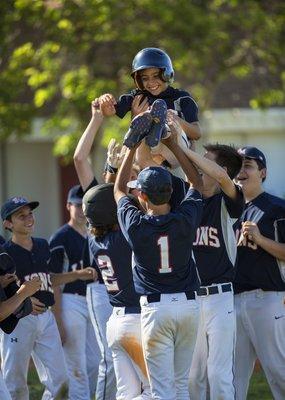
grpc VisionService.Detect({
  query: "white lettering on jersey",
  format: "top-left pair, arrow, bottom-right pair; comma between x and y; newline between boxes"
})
194,226 -> 220,248
235,229 -> 258,250
24,272 -> 54,293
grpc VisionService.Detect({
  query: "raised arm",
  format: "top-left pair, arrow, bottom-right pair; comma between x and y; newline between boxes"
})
183,145 -> 237,199
162,122 -> 202,193
114,147 -> 137,203
73,99 -> 104,191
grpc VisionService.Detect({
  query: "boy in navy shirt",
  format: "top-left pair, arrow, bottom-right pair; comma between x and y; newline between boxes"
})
99,47 -> 201,143
233,147 -> 285,400
49,185 -> 100,400
83,183 -> 151,399
1,196 -> 95,400
114,124 -> 203,400
0,246 -> 41,400
182,141 -> 244,400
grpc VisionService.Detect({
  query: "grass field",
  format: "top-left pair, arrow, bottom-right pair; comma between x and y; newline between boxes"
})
28,365 -> 273,400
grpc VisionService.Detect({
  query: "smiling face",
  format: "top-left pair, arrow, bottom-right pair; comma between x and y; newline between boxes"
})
139,67 -> 168,95
235,158 -> 266,197
5,206 -> 35,236
67,202 -> 86,226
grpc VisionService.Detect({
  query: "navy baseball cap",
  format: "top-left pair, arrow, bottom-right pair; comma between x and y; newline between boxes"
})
1,197 -> 39,221
67,185 -> 83,204
238,146 -> 267,168
128,166 -> 172,196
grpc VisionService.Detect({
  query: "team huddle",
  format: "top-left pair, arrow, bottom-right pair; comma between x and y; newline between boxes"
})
0,48 -> 284,400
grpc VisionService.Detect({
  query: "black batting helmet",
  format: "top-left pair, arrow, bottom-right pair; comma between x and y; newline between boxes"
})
131,48 -> 174,90
82,183 -> 117,228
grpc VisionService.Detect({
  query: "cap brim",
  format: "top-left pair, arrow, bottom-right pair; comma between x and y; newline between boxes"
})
244,156 -> 266,168
4,201 -> 39,220
68,198 -> 82,205
127,180 -> 138,189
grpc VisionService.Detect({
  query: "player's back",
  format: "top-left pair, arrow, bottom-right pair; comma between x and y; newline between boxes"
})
89,229 -> 140,307
118,188 -> 203,295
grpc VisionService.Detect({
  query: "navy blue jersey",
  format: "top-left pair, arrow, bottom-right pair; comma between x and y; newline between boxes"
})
3,238 -> 54,307
82,235 -> 104,284
0,235 -> 5,245
49,224 -> 87,296
170,174 -> 189,210
118,189 -> 203,295
193,186 -> 244,285
116,87 -> 199,123
0,245 -> 15,275
234,192 -> 285,293
88,229 -> 140,307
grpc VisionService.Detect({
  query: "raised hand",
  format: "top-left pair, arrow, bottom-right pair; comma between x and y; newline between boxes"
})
99,93 -> 117,117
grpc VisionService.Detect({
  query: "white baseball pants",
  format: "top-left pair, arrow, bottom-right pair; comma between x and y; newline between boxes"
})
106,308 -> 151,399
86,282 -> 116,400
61,293 -> 100,400
140,292 -> 199,400
189,287 -> 236,400
1,310 -> 67,400
0,369 -> 11,400
234,290 -> 285,400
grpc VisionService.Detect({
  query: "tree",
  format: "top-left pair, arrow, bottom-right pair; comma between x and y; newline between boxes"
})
0,0 -> 284,160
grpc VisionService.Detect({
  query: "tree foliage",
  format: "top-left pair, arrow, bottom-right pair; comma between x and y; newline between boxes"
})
0,0 -> 284,160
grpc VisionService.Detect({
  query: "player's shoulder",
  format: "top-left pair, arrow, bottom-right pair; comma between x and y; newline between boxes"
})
168,86 -> 190,98
0,243 -> 7,256
50,224 -> 71,242
33,237 -> 50,249
263,192 -> 285,211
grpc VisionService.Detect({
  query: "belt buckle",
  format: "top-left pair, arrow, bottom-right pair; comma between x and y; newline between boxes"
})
200,286 -> 210,297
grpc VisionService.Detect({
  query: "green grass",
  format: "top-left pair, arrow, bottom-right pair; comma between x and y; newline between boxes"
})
27,364 -> 273,400
247,369 -> 273,400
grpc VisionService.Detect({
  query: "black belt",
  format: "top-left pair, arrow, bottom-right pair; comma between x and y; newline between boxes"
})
124,306 -> 141,314
197,283 -> 232,296
146,291 -> 196,303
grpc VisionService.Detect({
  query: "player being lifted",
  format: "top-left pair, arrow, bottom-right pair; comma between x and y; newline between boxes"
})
233,146 -> 285,400
114,107 -> 203,400
98,47 -> 201,172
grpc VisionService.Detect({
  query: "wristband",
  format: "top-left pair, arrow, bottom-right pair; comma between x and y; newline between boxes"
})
106,164 -> 118,174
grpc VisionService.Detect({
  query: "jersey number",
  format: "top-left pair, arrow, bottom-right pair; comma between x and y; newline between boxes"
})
96,255 -> 119,292
158,236 -> 172,274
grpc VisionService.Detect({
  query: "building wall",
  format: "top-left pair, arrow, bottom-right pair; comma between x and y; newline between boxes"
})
0,141 -> 61,240
0,108 -> 284,240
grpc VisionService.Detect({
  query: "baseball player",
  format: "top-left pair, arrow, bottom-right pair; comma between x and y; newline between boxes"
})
114,120 -> 203,400
74,101 -> 117,400
0,244 -> 41,400
0,196 -> 95,400
83,183 -> 151,399
100,47 -> 201,142
99,48 -> 201,173
0,235 -> 5,245
49,185 -> 100,400
233,146 -> 285,400
184,143 -> 244,399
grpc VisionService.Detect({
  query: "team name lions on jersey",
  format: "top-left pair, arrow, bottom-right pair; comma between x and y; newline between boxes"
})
193,226 -> 220,248
235,229 -> 257,250
24,272 -> 53,294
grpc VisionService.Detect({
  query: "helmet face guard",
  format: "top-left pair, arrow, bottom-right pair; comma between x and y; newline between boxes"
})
131,48 -> 174,90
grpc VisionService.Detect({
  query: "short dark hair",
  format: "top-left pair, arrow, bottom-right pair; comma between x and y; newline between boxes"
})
90,224 -> 118,238
204,143 -> 242,179
146,190 -> 172,206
